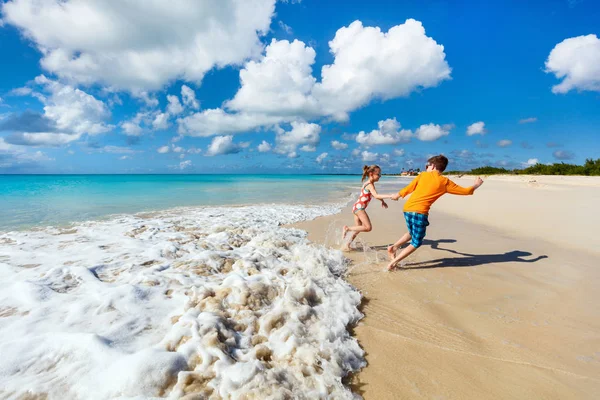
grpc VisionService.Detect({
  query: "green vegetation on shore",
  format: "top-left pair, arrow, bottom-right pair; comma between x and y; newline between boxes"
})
444,158 -> 600,176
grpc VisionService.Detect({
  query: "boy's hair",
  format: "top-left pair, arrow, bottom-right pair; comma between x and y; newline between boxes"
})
361,164 -> 380,182
427,155 -> 449,172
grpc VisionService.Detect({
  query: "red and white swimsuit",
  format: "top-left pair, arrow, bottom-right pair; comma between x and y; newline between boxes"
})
352,182 -> 373,213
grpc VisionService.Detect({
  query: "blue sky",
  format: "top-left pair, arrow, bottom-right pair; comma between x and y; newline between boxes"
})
0,0 -> 598,174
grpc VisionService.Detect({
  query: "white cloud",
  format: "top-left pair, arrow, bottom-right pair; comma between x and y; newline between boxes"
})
121,112 -> 149,136
0,138 -> 53,169
157,145 -> 170,154
287,151 -> 298,158
274,121 -> 320,156
351,149 -> 360,156
119,155 -> 130,160
205,135 -> 243,156
5,132 -> 79,146
361,150 -> 378,162
278,20 -> 293,34
2,0 -> 277,91
316,152 -> 328,163
200,19 -> 450,135
315,19 -> 451,119
181,85 -> 199,109
167,95 -> 184,115
257,140 -> 272,152
225,39 -> 320,118
177,108 -> 281,137
179,160 -> 192,170
331,140 -> 348,150
466,121 -> 486,136
172,146 -> 184,153
2,75 -> 112,146
415,123 -> 451,141
523,158 -> 539,166
100,145 -> 139,154
546,34 -> 600,94
152,112 -> 169,130
519,117 -> 537,124
356,118 -> 412,146
497,139 -> 512,147
394,148 -> 405,156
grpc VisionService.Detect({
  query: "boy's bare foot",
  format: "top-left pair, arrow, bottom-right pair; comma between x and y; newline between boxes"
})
387,245 -> 396,260
341,225 -> 349,241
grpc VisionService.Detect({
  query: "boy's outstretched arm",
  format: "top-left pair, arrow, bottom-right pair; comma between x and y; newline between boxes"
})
392,175 -> 420,200
446,176 -> 484,195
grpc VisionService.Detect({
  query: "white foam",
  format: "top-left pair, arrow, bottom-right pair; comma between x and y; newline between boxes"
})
0,204 -> 364,399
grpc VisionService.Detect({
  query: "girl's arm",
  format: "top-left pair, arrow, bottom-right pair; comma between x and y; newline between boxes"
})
366,183 -> 394,200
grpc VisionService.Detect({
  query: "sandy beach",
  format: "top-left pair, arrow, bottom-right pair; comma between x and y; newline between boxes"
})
294,175 -> 600,399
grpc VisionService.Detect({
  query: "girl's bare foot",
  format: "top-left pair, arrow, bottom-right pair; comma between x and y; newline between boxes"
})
341,225 -> 349,242
387,245 -> 396,260
386,263 -> 396,271
341,244 -> 351,252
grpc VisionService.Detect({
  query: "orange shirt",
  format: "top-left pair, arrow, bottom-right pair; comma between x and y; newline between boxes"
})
399,171 -> 474,214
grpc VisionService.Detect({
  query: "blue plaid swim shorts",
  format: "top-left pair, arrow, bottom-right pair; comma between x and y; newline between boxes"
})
404,212 -> 429,248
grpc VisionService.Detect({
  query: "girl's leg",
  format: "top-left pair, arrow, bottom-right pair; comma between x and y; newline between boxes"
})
387,232 -> 412,260
342,211 -> 371,249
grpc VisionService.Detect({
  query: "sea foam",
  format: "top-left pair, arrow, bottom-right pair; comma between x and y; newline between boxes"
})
0,204 -> 364,399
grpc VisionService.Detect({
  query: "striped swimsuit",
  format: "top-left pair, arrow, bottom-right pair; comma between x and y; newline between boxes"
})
352,182 -> 373,213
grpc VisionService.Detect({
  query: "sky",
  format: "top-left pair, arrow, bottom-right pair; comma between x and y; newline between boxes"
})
0,0 -> 598,174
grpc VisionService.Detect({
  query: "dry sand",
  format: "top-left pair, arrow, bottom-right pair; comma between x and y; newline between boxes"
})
294,175 -> 600,400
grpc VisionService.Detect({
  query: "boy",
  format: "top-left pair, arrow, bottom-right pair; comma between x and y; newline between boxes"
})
387,155 -> 484,271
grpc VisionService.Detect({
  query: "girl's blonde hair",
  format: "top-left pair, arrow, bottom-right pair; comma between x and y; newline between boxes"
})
361,164 -> 381,182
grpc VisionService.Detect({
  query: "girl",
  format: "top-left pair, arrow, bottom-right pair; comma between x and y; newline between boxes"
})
342,165 -> 396,250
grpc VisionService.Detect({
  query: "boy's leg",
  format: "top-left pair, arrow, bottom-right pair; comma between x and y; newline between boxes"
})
387,245 -> 417,270
387,232 -> 411,260
387,213 -> 428,270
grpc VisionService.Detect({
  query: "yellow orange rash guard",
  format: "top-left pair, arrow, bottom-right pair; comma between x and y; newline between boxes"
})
399,171 -> 474,214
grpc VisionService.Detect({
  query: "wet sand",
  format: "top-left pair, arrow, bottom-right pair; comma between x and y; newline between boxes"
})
294,175 -> 600,399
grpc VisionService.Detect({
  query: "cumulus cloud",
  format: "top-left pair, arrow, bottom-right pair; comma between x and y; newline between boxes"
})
553,150 -> 575,160
466,121 -> 486,136
2,0 -> 277,91
257,140 -> 272,152
519,117 -> 537,124
361,150 -> 378,162
179,85 -> 199,109
167,95 -> 184,116
177,109 -> 281,137
274,121 -> 320,157
316,152 -> 328,163
523,158 -> 539,166
1,76 -> 112,146
545,34 -> 600,93
152,112 -> 169,130
356,118 -> 412,146
0,138 -> 52,170
415,123 -> 451,141
180,19 -> 450,137
393,148 -> 405,156
229,20 -> 449,121
179,160 -> 192,170
330,140 -> 348,150
205,135 -> 243,156
157,145 -> 170,154
497,140 -> 512,147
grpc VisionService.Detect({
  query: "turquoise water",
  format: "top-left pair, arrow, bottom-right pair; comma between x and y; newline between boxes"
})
0,174 -> 388,231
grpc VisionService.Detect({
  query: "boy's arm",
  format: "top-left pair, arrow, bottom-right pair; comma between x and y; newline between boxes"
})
393,175 -> 420,200
446,177 -> 484,195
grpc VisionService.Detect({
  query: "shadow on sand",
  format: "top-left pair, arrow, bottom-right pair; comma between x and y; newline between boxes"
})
405,248 -> 548,270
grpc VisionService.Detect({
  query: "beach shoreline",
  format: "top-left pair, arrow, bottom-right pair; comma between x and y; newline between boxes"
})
294,174 -> 600,399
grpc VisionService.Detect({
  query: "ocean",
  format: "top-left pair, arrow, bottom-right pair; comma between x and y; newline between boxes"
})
0,174 -> 406,399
